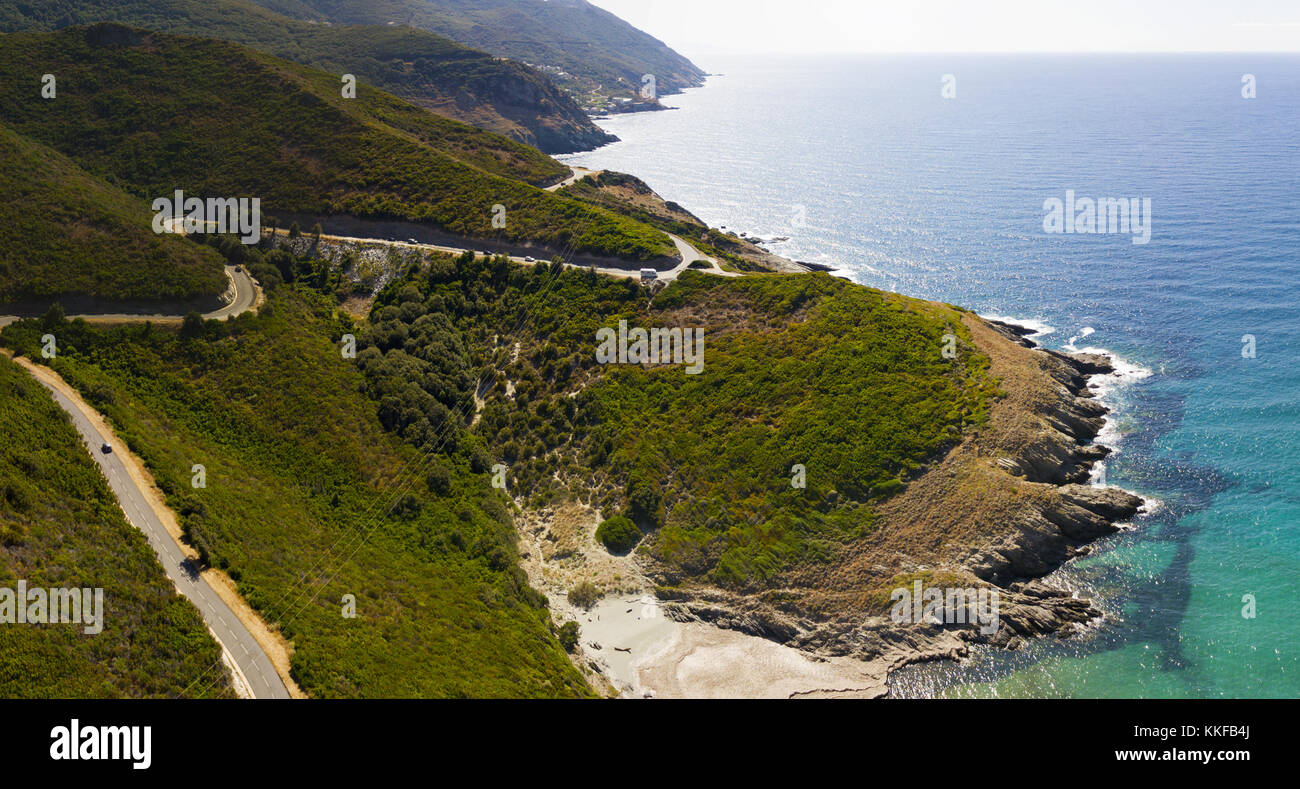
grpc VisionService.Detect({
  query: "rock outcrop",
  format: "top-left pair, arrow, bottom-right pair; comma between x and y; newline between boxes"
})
653,315 -> 1148,686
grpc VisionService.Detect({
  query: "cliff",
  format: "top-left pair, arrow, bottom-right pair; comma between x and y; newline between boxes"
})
653,313 -> 1145,683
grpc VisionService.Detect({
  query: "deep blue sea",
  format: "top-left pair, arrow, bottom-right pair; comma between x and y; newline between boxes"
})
561,54 -> 1300,698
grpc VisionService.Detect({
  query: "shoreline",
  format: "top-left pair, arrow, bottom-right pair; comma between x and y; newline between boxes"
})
540,313 -> 1152,698
650,315 -> 1145,697
544,76 -> 1154,697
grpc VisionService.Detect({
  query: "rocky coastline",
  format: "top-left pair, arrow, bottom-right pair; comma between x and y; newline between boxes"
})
647,316 -> 1147,695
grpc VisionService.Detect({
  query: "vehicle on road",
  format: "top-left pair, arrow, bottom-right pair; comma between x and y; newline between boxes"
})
640,268 -> 658,281
524,256 -> 536,263
100,443 -> 112,454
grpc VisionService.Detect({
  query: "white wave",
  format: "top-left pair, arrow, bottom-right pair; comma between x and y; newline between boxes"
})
1137,494 -> 1165,515
1077,345 -> 1153,394
1065,326 -> 1096,350
980,314 -> 1056,338
1075,344 -> 1154,455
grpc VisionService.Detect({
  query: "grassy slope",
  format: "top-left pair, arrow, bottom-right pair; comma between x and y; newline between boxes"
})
0,288 -> 593,698
558,171 -> 777,272
0,0 -> 609,153
0,25 -> 674,260
250,0 -> 708,101
0,122 -> 227,303
0,354 -> 233,698
359,255 -> 999,593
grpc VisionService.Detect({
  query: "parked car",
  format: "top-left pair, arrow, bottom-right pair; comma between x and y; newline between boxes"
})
640,268 -> 658,281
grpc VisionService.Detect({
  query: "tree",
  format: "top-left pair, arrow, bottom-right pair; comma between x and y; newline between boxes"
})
179,311 -> 205,340
41,303 -> 65,330
567,581 -> 600,609
625,474 -> 663,529
595,515 -> 640,554
557,621 -> 579,652
425,460 -> 452,496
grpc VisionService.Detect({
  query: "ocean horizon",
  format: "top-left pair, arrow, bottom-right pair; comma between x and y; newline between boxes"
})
561,53 -> 1300,698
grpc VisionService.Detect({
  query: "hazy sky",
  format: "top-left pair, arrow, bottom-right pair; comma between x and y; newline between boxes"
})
588,0 -> 1300,55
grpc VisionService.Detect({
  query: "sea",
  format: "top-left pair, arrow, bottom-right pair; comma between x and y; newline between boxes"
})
560,53 -> 1300,698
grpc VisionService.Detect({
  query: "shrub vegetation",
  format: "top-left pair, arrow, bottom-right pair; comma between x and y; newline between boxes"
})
595,515 -> 640,554
0,355 -> 233,697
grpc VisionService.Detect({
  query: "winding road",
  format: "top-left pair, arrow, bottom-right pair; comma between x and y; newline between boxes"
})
0,221 -> 724,699
544,165 -> 600,192
297,228 -> 733,283
1,267 -> 286,697
0,265 -> 259,329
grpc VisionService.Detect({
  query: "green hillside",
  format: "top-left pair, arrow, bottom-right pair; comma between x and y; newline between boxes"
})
0,0 -> 613,153
249,0 -> 708,106
0,268 -> 595,698
0,123 -> 227,304
0,354 -> 233,698
356,254 -> 999,592
0,24 -> 674,261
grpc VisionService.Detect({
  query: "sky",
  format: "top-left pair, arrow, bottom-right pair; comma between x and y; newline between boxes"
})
587,0 -> 1300,56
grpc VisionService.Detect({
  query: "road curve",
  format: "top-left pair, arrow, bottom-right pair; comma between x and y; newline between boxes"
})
544,165 -> 601,192
0,265 -> 261,329
10,356 -> 290,699
292,228 -> 733,283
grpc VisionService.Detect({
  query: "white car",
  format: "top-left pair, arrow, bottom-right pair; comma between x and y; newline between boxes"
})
640,268 -> 658,281
524,256 -> 536,263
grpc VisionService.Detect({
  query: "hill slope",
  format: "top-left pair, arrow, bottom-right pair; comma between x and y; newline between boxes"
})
0,353 -> 234,698
0,279 -> 596,698
250,0 -> 708,106
0,0 -> 614,153
0,24 -> 674,261
0,122 -> 227,305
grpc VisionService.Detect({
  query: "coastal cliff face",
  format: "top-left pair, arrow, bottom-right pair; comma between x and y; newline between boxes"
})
410,58 -> 617,153
247,0 -> 708,109
655,313 -> 1144,680
0,0 -> 616,155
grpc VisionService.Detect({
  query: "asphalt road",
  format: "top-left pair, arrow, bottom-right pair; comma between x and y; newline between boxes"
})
301,229 -> 729,283
33,376 -> 290,699
0,265 -> 259,329
204,265 -> 259,320
543,165 -> 600,191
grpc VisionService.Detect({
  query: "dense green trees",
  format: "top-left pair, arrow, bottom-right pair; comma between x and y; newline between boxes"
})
357,252 -> 999,592
0,123 -> 226,304
0,26 -> 675,262
1,279 -> 593,697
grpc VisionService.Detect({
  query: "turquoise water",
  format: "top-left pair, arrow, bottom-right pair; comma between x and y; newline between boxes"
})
561,54 -> 1300,698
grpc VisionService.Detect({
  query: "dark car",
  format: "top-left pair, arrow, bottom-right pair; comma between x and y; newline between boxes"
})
100,443 -> 112,454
